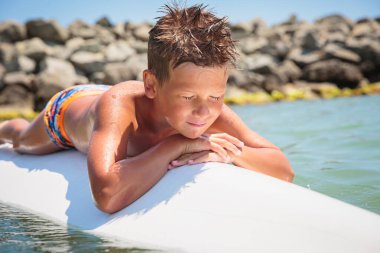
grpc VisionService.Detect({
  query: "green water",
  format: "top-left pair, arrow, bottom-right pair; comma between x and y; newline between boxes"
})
1,95 -> 380,252
233,95 -> 380,214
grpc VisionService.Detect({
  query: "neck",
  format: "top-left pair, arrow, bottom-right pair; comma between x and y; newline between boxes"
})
136,96 -> 176,135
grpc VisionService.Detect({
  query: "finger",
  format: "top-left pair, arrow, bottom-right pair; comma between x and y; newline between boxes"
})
209,133 -> 244,148
208,141 -> 228,159
210,137 -> 242,156
173,151 -> 209,166
188,152 -> 225,165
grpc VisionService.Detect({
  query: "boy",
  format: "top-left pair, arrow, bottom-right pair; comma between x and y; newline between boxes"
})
0,4 -> 294,213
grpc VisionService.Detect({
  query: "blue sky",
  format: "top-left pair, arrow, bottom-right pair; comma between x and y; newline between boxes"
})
0,0 -> 379,27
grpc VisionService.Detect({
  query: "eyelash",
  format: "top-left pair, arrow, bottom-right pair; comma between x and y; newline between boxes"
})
182,96 -> 221,101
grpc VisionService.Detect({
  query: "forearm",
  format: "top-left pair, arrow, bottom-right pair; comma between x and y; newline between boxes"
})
232,146 -> 294,182
96,138 -> 181,213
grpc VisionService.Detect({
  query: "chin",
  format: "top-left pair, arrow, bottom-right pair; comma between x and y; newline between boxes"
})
181,129 -> 206,139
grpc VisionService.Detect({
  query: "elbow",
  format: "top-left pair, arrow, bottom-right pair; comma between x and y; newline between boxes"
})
93,187 -> 123,214
282,165 -> 295,182
279,160 -> 295,182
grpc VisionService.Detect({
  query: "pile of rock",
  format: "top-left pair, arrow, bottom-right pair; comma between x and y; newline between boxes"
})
0,14 -> 379,111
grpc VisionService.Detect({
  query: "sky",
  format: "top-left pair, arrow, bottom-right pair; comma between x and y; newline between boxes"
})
0,0 -> 379,27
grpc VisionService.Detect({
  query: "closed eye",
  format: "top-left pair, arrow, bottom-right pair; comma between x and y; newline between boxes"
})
182,96 -> 194,101
210,96 -> 221,101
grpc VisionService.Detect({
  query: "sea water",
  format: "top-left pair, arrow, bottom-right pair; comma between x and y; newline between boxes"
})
1,95 -> 379,252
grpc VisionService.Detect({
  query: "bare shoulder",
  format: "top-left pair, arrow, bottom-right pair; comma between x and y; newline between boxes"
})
210,104 -> 278,149
94,81 -> 144,132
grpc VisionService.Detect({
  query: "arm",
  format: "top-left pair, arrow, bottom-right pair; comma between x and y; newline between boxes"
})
170,105 -> 294,182
87,92 -> 227,214
213,105 -> 294,182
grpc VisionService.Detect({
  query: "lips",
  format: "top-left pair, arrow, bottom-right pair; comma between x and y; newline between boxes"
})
187,122 -> 206,127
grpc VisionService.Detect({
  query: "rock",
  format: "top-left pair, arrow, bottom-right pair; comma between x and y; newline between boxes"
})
258,38 -> 291,60
227,69 -> 265,92
231,22 -> 253,39
37,57 -> 78,89
94,25 -> 116,45
0,64 -> 4,89
26,19 -> 68,43
0,43 -> 17,70
103,53 -> 147,83
0,21 -> 26,42
326,32 -> 347,44
0,83 -> 34,108
303,59 -> 363,88
70,51 -> 105,74
316,15 -> 354,30
104,40 -> 135,62
75,75 -> 89,85
306,82 -> 342,99
3,71 -> 35,91
90,72 -> 106,83
49,44 -> 71,60
323,43 -> 361,63
68,20 -> 96,39
240,53 -> 277,74
132,23 -> 151,41
113,22 -> 127,39
1,54 -> 36,73
239,37 -> 268,55
302,30 -> 326,50
15,37 -> 50,61
76,39 -> 103,53
96,16 -> 113,28
344,37 -> 380,74
288,48 -> 325,67
34,85 -> 62,111
352,19 -> 380,39
128,38 -> 148,53
277,60 -> 302,82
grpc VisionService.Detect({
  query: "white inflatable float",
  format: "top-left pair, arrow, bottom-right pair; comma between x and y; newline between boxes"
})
0,144 -> 380,252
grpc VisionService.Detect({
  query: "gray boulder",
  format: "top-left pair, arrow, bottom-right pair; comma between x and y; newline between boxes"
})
104,40 -> 135,62
15,37 -> 50,61
132,23 -> 151,42
323,43 -> 361,63
96,16 -> 113,28
228,68 -> 265,92
303,59 -> 363,88
68,20 -> 96,39
37,57 -> 78,90
0,21 -> 26,42
0,82 -> 34,108
288,48 -> 325,68
26,19 -> 68,43
70,51 -> 105,74
240,53 -> 277,74
103,53 -> 147,83
239,37 -> 268,55
3,71 -> 35,91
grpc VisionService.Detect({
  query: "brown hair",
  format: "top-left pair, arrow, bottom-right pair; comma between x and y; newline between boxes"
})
148,3 -> 237,84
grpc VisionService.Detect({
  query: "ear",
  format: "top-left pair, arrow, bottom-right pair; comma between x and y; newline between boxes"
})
143,69 -> 159,99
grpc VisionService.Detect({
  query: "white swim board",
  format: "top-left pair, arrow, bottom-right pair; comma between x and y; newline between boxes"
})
0,144 -> 379,252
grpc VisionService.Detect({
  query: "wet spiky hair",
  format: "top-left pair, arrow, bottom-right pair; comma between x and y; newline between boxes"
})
148,3 -> 237,84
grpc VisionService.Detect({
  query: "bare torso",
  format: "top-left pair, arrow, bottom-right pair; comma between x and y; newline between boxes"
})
64,82 -> 178,155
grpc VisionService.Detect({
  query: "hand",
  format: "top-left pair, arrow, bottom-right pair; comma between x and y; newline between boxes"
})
168,150 -> 233,170
168,133 -> 244,170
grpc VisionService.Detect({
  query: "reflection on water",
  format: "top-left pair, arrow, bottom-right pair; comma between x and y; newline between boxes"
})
0,202 -> 157,253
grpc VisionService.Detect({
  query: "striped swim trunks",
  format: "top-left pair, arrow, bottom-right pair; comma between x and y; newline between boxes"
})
43,84 -> 110,149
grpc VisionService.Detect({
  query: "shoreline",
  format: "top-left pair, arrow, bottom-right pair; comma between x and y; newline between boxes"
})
0,82 -> 379,121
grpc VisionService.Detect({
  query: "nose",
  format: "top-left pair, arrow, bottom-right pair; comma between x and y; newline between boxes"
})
193,101 -> 210,117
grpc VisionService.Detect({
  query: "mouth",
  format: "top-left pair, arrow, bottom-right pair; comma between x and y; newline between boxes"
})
187,122 -> 206,128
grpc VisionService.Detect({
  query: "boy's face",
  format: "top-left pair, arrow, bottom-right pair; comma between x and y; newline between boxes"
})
156,62 -> 228,139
